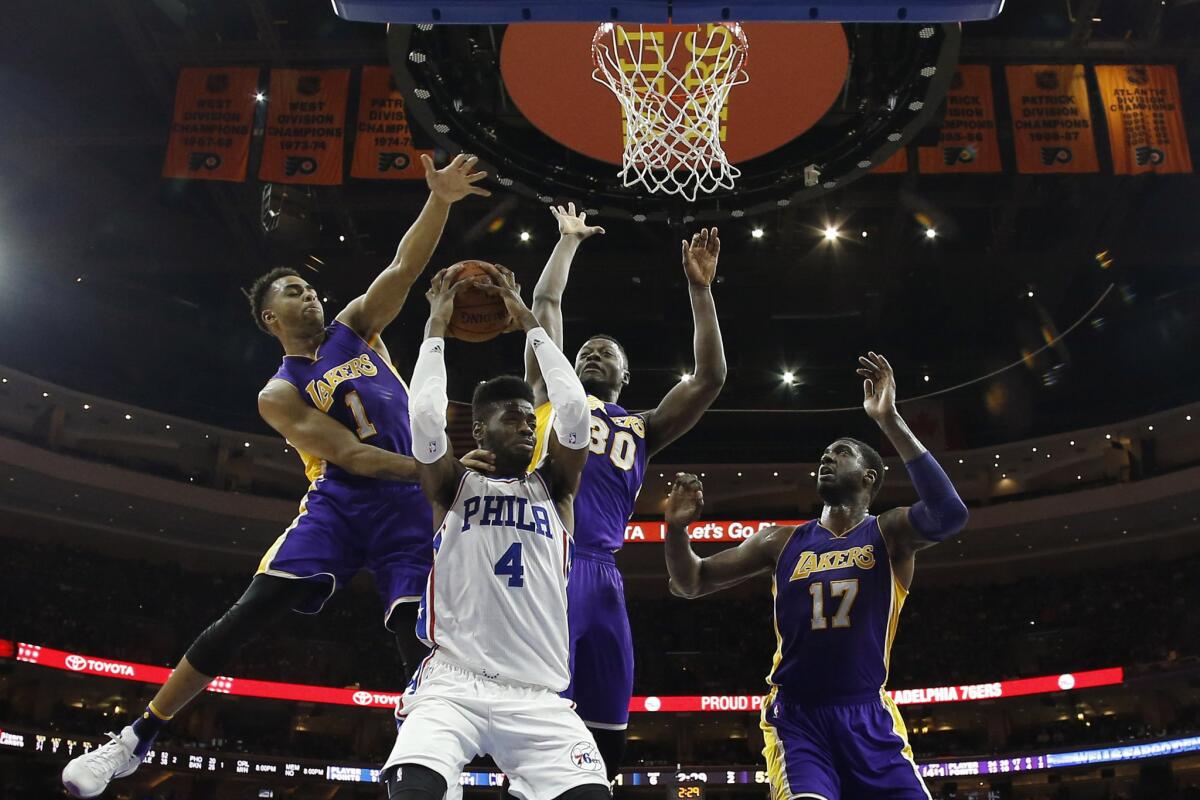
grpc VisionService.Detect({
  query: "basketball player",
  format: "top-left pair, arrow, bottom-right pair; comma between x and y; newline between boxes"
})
62,154 -> 490,799
382,262 -> 610,800
663,352 -> 969,800
524,206 -> 726,779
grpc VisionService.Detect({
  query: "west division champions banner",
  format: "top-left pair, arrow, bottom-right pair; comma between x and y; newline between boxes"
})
918,65 -> 1002,174
1006,65 -> 1099,174
351,66 -> 432,180
162,68 -> 258,182
260,69 -> 351,185
1094,65 -> 1193,175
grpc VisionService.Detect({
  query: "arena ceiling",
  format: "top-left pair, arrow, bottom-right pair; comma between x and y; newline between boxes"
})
2,0 -> 1199,460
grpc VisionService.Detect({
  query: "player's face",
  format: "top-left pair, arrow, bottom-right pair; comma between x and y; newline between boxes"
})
575,338 -> 628,397
816,439 -> 874,505
265,276 -> 324,336
476,399 -> 537,470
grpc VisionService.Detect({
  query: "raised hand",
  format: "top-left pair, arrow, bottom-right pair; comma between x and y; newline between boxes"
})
666,473 -> 705,527
422,153 -> 491,203
550,202 -> 605,240
473,263 -> 538,332
424,264 -> 471,334
682,227 -> 720,288
857,351 -> 899,422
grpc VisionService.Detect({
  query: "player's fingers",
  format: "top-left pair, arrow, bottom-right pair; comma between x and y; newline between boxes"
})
469,186 -> 492,197
877,353 -> 894,374
858,356 -> 877,370
568,201 -> 576,216
448,153 -> 466,169
420,153 -> 435,172
591,226 -> 606,236
463,155 -> 479,170
466,170 -> 488,183
709,228 -> 720,254
551,205 -> 564,217
864,379 -> 874,397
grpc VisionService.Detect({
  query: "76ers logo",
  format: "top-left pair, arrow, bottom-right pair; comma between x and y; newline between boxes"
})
570,741 -> 604,772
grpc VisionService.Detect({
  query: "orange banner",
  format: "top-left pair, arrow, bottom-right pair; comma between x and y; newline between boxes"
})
918,65 -> 1002,174
1095,65 -> 1192,175
162,68 -> 258,182
871,147 -> 909,174
259,69 -> 350,185
1005,65 -> 1099,174
351,66 -> 432,180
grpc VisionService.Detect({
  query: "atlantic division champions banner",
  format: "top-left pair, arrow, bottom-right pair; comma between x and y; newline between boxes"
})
259,69 -> 351,185
1094,65 -> 1192,175
351,66 -> 431,180
1005,65 -> 1099,174
162,68 -> 259,182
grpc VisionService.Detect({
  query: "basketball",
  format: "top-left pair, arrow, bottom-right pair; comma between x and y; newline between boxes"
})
446,260 -> 513,342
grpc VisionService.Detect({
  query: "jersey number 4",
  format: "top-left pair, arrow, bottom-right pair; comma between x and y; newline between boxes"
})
494,542 -> 525,588
809,579 -> 859,630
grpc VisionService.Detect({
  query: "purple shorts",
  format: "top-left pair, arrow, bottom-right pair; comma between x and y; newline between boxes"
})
760,689 -> 931,800
256,478 -> 433,625
561,547 -> 634,729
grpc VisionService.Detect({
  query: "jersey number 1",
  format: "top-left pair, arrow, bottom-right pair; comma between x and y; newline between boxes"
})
494,542 -> 525,588
345,391 -> 377,439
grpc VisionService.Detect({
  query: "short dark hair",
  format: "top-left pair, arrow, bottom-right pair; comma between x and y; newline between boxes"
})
472,375 -> 535,421
841,437 -> 885,501
582,333 -> 629,368
245,267 -> 301,334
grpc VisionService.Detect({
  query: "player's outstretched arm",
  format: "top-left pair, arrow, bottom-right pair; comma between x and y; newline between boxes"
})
859,353 -> 969,583
664,473 -> 789,599
644,228 -> 727,457
409,266 -> 474,517
523,203 -> 604,406
258,381 -> 419,481
338,154 -> 490,342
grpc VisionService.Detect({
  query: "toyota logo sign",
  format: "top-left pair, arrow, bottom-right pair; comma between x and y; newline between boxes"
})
65,655 -> 87,671
352,690 -> 373,706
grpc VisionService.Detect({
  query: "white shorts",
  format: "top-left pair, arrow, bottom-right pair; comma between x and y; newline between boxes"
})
385,653 -> 609,800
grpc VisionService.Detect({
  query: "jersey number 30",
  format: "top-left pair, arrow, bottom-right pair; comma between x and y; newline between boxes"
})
494,542 -> 525,588
589,418 -> 637,471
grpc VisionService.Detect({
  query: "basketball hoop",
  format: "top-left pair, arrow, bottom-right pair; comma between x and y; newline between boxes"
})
591,22 -> 749,202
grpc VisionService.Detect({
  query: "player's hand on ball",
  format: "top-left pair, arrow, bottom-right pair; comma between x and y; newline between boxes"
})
857,351 -> 899,422
473,263 -> 537,331
425,264 -> 472,329
422,153 -> 491,203
665,473 -> 705,527
460,448 -> 496,473
682,227 -> 720,288
551,202 -> 605,240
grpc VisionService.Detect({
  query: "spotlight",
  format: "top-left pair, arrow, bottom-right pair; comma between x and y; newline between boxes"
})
519,231 -> 531,242
861,230 -> 868,238
1027,290 -> 1035,298
782,370 -> 795,386
924,227 -> 938,239
923,375 -> 930,382
254,91 -> 266,103
823,226 -> 839,241
680,373 -> 693,383
751,228 -> 764,239
338,235 -> 345,242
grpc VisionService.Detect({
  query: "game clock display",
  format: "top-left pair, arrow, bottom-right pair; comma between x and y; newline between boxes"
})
671,781 -> 705,800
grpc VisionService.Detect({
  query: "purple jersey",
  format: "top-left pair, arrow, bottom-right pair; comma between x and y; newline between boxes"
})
767,516 -> 907,703
270,321 -> 415,485
530,396 -> 648,552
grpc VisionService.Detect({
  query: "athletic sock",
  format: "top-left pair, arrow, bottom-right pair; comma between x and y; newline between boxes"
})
130,703 -> 171,757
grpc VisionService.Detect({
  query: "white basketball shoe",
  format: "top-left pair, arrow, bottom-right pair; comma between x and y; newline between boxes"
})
61,726 -> 143,798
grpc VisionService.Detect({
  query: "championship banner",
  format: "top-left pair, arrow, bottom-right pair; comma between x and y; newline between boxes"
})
1005,65 -> 1099,174
918,65 -> 1002,174
871,147 -> 908,174
11,642 -> 1123,713
259,69 -> 351,185
162,67 -> 258,182
1094,65 -> 1193,175
351,66 -> 432,180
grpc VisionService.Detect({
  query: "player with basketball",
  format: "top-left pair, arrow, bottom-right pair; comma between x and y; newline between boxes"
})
523,206 -> 726,780
383,261 -> 610,799
663,352 -> 968,800
62,154 -> 490,799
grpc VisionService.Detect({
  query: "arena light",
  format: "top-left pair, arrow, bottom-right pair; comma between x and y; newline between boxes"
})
254,91 -> 266,103
82,404 -> 90,411
519,231 -> 531,242
925,227 -> 938,239
781,370 -> 795,385
751,227 -> 764,239
823,225 -> 839,241
680,372 -> 693,382
338,235 -> 346,242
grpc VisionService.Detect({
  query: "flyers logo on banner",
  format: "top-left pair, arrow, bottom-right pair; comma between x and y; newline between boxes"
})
162,67 -> 258,182
1094,64 -> 1193,175
259,69 -> 351,185
1005,65 -> 1099,174
351,66 -> 432,180
871,147 -> 908,174
918,65 -> 1002,174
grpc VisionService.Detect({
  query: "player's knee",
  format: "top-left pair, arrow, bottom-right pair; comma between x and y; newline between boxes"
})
381,763 -> 446,800
551,783 -> 612,800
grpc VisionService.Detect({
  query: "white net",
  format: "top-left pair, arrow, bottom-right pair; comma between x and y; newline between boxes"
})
591,22 -> 749,202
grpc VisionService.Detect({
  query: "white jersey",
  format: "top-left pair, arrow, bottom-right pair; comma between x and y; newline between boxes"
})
415,469 -> 573,692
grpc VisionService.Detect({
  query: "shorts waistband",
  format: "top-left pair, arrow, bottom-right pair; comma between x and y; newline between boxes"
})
772,687 -> 883,707
427,652 -> 553,692
573,545 -> 617,564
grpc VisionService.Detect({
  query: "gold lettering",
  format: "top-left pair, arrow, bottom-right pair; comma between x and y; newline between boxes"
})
790,551 -> 818,581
